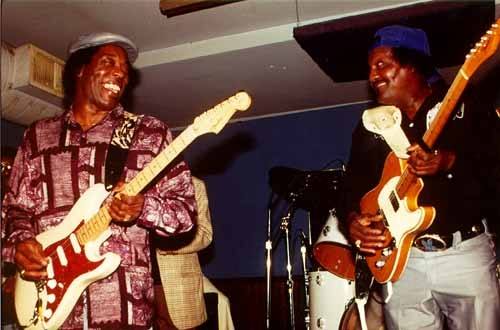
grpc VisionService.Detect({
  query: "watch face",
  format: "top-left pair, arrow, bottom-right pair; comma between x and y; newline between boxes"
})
1,161 -> 12,176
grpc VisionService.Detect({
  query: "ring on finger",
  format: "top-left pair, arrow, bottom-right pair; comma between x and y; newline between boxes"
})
354,239 -> 362,249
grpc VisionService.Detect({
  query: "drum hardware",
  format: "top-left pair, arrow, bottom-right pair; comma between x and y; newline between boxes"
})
265,198 -> 273,330
268,166 -> 343,212
299,230 -> 311,330
281,202 -> 297,330
267,166 -> 345,330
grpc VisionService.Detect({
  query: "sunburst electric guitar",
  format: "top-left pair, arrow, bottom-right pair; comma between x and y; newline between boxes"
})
361,20 -> 500,284
14,92 -> 252,330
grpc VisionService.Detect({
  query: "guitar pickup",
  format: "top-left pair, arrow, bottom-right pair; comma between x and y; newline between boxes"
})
389,191 -> 399,213
378,210 -> 390,228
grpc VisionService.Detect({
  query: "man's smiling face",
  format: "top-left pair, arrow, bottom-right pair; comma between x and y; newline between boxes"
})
78,44 -> 130,112
368,46 -> 415,107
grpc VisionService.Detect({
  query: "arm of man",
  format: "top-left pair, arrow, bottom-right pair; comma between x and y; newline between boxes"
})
160,176 -> 213,255
117,116 -> 197,236
2,127 -> 48,280
341,121 -> 388,254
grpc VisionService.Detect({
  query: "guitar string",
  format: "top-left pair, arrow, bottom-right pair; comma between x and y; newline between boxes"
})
41,100 -> 242,271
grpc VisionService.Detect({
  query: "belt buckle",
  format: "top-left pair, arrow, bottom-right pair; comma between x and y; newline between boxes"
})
414,234 -> 448,252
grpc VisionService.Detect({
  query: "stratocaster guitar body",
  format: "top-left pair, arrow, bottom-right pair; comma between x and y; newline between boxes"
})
360,152 -> 435,283
15,184 -> 121,330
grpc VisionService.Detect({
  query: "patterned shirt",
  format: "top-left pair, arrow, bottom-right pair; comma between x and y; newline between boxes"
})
2,106 -> 196,329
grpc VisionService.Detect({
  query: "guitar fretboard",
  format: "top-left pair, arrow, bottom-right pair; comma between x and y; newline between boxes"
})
395,68 -> 469,198
75,126 -> 198,244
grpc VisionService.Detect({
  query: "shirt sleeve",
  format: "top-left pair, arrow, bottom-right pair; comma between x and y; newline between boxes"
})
158,176 -> 213,255
339,120 -> 389,225
1,127 -> 41,262
127,116 -> 196,236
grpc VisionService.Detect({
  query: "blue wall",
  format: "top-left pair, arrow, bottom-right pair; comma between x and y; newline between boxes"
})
1,102 -> 366,278
182,103 -> 366,278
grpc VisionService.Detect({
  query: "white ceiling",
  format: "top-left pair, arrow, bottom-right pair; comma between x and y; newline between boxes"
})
1,0 -> 487,127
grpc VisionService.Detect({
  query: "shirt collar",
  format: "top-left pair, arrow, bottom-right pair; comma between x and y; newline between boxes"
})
64,104 -> 125,129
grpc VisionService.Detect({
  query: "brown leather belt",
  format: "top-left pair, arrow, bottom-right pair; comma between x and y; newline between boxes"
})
413,222 -> 485,252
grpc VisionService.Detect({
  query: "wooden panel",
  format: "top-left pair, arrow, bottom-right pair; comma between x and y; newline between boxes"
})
210,276 -> 310,330
159,0 -> 243,18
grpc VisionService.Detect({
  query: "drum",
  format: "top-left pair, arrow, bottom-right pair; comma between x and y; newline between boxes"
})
309,270 -> 355,330
313,213 -> 356,280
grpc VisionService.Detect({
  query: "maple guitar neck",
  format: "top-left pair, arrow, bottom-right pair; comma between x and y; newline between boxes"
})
74,127 -> 196,244
75,92 -> 249,245
395,66 -> 470,199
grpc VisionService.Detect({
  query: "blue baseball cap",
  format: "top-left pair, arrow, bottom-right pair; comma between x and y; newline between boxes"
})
371,25 -> 431,57
371,25 -> 442,84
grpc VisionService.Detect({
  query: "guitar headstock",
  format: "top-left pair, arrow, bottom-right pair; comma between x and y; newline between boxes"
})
462,19 -> 500,78
192,91 -> 251,135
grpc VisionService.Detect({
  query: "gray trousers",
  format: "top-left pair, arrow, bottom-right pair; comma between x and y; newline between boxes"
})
384,232 -> 500,330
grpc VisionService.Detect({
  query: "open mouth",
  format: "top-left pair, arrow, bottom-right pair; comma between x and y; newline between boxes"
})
373,80 -> 387,90
103,82 -> 121,95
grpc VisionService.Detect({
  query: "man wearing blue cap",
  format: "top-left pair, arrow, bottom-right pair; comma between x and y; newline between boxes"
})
2,33 -> 197,329
341,25 -> 500,329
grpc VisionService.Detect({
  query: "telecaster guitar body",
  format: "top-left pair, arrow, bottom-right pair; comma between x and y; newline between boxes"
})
360,152 -> 435,283
15,184 -> 120,330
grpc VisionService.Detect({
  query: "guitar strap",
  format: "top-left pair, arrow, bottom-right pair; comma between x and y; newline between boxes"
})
104,111 -> 143,191
354,253 -> 374,330
362,105 -> 411,159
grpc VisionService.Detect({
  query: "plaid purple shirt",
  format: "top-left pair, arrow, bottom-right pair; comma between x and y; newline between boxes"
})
2,106 -> 196,329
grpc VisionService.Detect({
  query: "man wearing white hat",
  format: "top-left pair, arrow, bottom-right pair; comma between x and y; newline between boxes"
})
2,32 -> 197,329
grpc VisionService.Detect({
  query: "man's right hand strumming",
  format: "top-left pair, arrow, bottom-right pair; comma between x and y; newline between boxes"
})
347,211 -> 387,255
14,238 -> 48,281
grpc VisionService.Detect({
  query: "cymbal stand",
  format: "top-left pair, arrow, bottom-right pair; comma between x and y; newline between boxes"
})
299,230 -> 310,330
280,202 -> 296,330
265,206 -> 272,330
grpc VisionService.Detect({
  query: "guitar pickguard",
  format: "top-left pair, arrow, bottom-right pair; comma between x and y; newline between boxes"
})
361,153 -> 435,283
378,177 -> 427,247
15,184 -> 120,330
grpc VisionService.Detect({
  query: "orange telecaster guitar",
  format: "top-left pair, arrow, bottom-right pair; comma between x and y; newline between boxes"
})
14,92 -> 251,330
361,20 -> 500,283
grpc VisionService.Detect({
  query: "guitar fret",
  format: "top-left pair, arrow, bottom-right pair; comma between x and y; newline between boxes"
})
88,218 -> 97,238
158,152 -> 169,168
422,71 -> 467,148
125,128 -> 197,196
146,164 -> 155,178
150,160 -> 160,173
